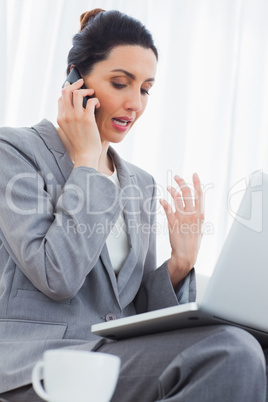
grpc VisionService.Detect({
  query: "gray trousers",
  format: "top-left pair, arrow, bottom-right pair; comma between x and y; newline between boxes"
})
0,325 -> 266,402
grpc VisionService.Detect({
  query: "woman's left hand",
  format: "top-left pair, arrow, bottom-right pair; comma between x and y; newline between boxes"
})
160,173 -> 204,288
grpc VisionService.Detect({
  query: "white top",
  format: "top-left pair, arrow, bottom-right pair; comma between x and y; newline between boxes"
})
106,169 -> 129,274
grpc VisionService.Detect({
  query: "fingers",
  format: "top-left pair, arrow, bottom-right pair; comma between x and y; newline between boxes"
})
72,88 -> 95,111
85,96 -> 101,115
161,173 -> 204,219
159,199 -> 181,237
62,79 -> 81,113
166,176 -> 195,215
166,186 -> 185,214
193,172 -> 204,221
174,175 -> 195,212
61,79 -> 97,114
159,199 -> 176,226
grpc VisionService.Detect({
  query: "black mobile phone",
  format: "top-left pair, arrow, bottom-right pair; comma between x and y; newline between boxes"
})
62,67 -> 90,109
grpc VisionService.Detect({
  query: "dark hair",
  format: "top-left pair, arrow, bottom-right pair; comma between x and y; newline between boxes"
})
67,8 -> 158,76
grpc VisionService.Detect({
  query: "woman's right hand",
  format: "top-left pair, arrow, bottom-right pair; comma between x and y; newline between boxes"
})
57,79 -> 101,168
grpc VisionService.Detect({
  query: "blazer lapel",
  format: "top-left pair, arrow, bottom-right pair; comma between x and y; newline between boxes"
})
32,119 -> 74,182
108,148 -> 142,307
99,243 -> 121,306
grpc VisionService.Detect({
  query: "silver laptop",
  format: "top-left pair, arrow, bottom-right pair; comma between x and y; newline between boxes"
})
91,171 -> 268,346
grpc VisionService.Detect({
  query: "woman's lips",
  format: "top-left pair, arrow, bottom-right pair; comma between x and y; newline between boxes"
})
111,117 -> 133,132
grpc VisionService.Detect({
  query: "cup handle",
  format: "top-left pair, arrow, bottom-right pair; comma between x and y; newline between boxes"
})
32,360 -> 49,401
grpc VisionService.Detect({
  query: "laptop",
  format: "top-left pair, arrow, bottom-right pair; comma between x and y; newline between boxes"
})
91,171 -> 268,346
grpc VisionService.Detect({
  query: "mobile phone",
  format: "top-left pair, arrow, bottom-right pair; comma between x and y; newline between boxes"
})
62,67 -> 91,109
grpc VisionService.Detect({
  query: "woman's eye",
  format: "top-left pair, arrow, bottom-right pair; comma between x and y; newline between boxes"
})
141,88 -> 150,96
112,82 -> 127,89
112,82 -> 150,95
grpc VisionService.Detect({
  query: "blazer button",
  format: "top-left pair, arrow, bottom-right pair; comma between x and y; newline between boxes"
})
105,313 -> 117,321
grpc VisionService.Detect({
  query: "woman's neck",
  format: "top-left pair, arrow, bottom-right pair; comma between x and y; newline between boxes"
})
98,145 -> 114,176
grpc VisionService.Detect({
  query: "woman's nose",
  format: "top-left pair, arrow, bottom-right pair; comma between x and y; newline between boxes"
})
124,91 -> 143,112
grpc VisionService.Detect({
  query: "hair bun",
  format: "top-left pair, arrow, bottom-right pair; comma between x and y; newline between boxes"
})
80,8 -> 105,31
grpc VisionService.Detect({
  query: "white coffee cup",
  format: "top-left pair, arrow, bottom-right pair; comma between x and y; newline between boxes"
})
32,349 -> 121,402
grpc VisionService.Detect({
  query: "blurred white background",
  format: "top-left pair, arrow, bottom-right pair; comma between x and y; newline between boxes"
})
1,0 -> 268,276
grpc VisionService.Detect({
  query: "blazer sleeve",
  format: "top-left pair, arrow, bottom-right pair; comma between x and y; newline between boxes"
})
0,138 -> 126,301
134,176 -> 196,314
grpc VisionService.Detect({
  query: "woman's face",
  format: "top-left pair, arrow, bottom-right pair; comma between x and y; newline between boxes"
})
84,45 -> 157,143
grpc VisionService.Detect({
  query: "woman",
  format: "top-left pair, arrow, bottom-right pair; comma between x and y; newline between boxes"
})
0,8 -> 266,402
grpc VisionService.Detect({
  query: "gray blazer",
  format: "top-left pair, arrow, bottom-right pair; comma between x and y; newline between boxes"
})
0,120 -> 195,392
